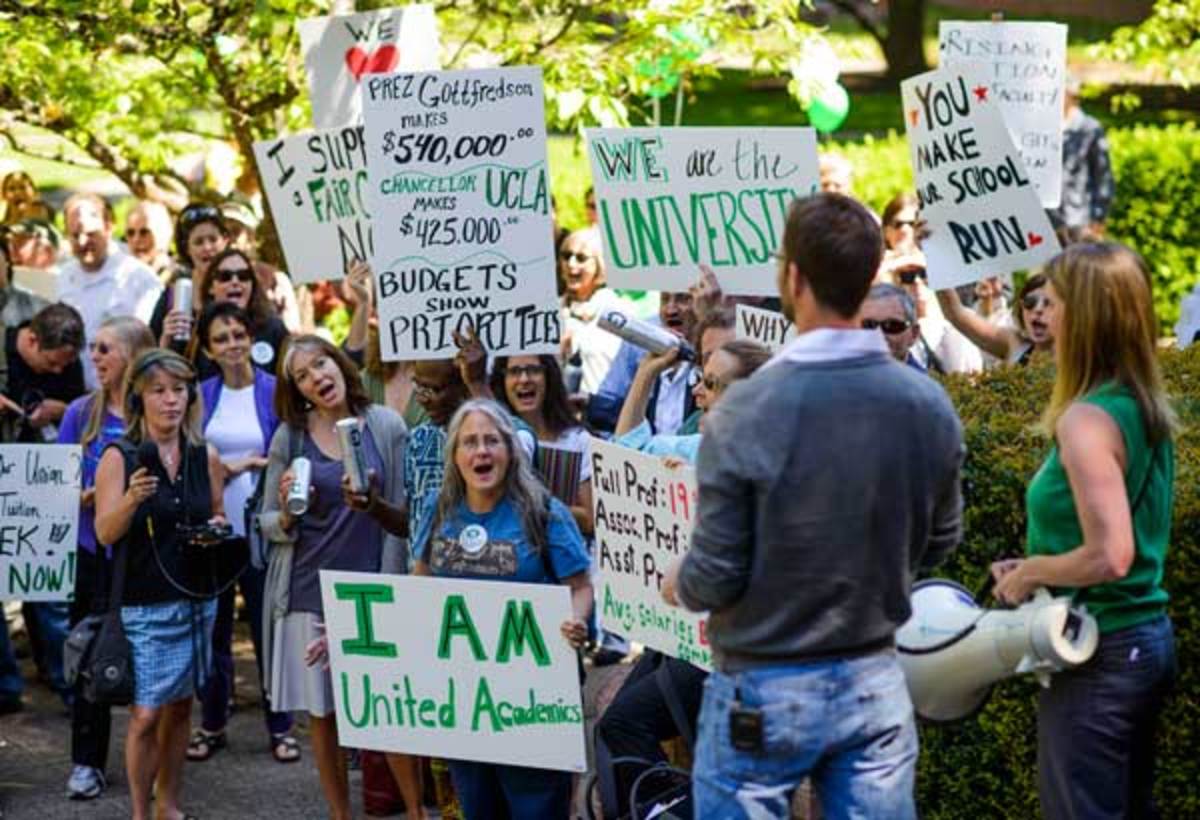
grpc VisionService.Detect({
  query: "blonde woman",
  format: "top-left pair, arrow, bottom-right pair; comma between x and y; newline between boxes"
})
992,243 -> 1176,819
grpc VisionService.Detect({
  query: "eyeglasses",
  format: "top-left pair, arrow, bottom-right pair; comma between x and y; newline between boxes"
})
414,380 -> 451,398
179,204 -> 221,229
701,375 -> 726,393
1022,293 -> 1051,311
88,341 -> 112,355
890,217 -> 918,229
213,267 -> 254,284
862,318 -> 912,335
559,250 -> 593,264
126,227 -> 154,238
898,267 -> 926,285
503,363 -> 545,379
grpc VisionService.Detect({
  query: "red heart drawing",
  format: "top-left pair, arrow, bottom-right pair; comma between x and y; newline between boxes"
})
345,44 -> 399,81
908,109 -> 919,126
1028,232 -> 1044,246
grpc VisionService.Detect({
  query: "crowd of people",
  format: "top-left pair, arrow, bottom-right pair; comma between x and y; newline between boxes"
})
0,78 -> 1178,820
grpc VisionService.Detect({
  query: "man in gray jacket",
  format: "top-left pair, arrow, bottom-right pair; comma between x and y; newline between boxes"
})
664,193 -> 964,819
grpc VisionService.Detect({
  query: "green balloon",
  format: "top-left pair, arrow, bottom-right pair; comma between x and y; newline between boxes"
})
636,55 -> 680,99
807,82 -> 850,133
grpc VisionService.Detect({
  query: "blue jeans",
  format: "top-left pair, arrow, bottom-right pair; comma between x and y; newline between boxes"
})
0,601 -> 70,700
693,652 -> 917,820
0,618 -> 22,702
1038,614 -> 1176,820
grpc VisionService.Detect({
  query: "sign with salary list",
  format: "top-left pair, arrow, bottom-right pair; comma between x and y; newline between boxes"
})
0,445 -> 80,601
363,66 -> 561,360
586,128 -> 820,296
590,439 -> 710,670
299,5 -> 440,128
320,570 -> 587,772
735,304 -> 795,352
902,67 -> 1060,289
254,126 -> 371,284
939,20 -> 1068,207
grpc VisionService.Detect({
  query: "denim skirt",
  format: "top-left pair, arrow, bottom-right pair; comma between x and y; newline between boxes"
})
121,599 -> 217,707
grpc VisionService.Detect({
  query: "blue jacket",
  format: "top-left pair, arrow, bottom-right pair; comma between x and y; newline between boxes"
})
200,369 -> 280,445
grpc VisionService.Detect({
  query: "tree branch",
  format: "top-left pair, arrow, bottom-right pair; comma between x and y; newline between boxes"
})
826,0 -> 885,45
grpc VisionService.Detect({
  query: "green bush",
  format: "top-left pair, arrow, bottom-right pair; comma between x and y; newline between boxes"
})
916,350 -> 1200,818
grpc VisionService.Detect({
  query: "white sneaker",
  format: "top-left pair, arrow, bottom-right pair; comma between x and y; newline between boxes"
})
67,764 -> 105,800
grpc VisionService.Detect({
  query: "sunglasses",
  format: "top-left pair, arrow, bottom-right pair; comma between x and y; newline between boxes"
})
898,267 -> 926,285
213,267 -> 254,284
701,375 -> 726,393
126,227 -> 154,238
862,318 -> 912,335
559,250 -> 593,264
1022,293 -> 1051,311
504,364 -> 545,379
890,218 -> 917,229
179,204 -> 221,228
88,341 -> 112,355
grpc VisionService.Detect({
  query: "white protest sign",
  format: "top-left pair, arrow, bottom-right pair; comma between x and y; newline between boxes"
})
902,66 -> 1060,289
320,570 -> 587,772
363,66 -> 561,360
253,126 -> 371,284
590,439 -> 709,670
299,5 -> 440,128
939,20 -> 1068,207
0,445 -> 80,601
735,304 -> 795,352
585,127 -> 820,296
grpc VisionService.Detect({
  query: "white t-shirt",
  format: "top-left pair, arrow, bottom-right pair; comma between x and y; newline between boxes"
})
563,287 -> 630,395
205,384 -> 265,537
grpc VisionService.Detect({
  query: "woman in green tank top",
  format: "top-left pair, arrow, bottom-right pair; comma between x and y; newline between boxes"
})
991,243 -> 1176,820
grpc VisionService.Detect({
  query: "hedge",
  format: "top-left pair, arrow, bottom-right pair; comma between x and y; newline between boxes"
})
915,349 -> 1200,818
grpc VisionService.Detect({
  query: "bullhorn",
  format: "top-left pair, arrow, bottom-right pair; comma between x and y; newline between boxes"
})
896,579 -> 1099,722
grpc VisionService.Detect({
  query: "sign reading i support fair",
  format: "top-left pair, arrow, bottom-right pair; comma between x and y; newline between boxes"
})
585,128 -> 820,296
939,20 -> 1068,207
735,304 -> 795,353
362,66 -> 561,360
590,439 -> 710,670
298,5 -> 441,128
319,570 -> 588,772
253,126 -> 371,284
0,445 -> 81,601
902,67 -> 1060,289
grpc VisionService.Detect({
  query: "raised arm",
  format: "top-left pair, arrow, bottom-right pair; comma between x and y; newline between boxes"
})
935,286 -> 1018,362
614,348 -> 679,437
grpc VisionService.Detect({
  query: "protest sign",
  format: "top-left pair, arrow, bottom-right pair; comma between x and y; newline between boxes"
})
902,66 -> 1060,289
590,439 -> 709,670
585,127 -> 820,296
320,570 -> 587,772
299,5 -> 440,128
735,304 -> 795,352
0,445 -> 80,601
362,66 -> 561,360
939,20 -> 1068,207
253,125 -> 371,283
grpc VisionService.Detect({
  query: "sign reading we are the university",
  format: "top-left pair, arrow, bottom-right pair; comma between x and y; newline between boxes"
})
320,571 -> 587,772
590,439 -> 710,670
362,66 -> 561,360
902,66 -> 1060,289
0,445 -> 81,601
586,127 -> 819,296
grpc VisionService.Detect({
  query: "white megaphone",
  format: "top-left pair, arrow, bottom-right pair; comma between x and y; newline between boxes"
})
896,579 -> 1099,722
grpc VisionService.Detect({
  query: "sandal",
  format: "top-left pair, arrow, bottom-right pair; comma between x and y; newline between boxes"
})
271,734 -> 301,764
186,730 -> 226,762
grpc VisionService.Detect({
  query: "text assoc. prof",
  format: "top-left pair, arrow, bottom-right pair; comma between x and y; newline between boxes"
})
367,73 -> 536,111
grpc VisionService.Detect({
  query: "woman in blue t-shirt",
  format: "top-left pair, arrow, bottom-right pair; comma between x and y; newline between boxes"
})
413,398 -> 594,820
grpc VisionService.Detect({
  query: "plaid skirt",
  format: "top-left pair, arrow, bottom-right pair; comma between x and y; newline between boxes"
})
121,599 -> 217,707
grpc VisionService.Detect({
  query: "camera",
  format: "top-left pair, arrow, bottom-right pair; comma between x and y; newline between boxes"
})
178,521 -> 236,550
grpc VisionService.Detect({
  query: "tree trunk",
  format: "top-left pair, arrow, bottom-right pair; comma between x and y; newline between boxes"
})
882,0 -> 928,81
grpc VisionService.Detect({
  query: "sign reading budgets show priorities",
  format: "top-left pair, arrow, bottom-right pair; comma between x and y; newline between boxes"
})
320,570 -> 587,772
939,21 -> 1068,207
586,128 -> 819,296
0,445 -> 81,601
299,5 -> 440,128
254,126 -> 371,284
363,66 -> 561,360
590,439 -> 710,670
902,67 -> 1059,289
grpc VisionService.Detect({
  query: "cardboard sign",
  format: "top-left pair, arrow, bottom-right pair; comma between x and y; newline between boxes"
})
939,21 -> 1068,207
299,5 -> 441,128
253,125 -> 372,283
585,127 -> 820,296
320,570 -> 587,771
590,439 -> 709,670
902,66 -> 1060,289
734,304 -> 795,352
0,445 -> 81,601
362,66 -> 561,360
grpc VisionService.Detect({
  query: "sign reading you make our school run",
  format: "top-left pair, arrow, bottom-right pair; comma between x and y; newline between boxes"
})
586,128 -> 819,296
363,66 -> 561,360
590,439 -> 710,670
902,67 -> 1060,290
298,5 -> 440,128
939,20 -> 1068,208
0,445 -> 81,601
253,126 -> 371,284
735,304 -> 795,352
320,570 -> 587,772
